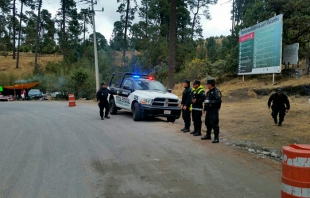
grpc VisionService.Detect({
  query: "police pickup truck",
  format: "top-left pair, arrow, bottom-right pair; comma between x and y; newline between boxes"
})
108,72 -> 181,122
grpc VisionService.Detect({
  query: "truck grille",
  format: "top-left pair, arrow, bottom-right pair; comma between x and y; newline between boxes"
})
152,98 -> 179,107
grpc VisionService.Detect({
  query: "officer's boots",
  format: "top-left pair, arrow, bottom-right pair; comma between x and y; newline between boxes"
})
201,128 -> 212,140
190,126 -> 196,134
278,119 -> 283,126
193,126 -> 201,136
212,130 -> 220,143
183,128 -> 190,133
274,118 -> 278,125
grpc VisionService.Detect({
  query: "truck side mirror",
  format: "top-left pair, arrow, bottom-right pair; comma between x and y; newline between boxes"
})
167,89 -> 172,93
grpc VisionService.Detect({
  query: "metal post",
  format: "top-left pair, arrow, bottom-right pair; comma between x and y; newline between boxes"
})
91,0 -> 99,92
243,75 -> 244,82
273,73 -> 275,84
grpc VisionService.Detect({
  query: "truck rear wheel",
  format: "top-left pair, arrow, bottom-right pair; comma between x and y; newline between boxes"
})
133,102 -> 143,121
109,99 -> 118,115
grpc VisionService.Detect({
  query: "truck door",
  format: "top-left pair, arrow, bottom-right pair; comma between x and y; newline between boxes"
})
115,79 -> 133,109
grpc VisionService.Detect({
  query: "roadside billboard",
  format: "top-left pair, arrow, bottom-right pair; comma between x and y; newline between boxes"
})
283,43 -> 299,65
238,14 -> 283,75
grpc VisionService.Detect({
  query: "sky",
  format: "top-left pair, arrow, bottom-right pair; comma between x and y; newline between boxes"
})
42,0 -> 232,42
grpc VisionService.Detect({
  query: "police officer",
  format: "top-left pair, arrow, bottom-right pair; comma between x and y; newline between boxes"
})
189,80 -> 205,136
96,83 -> 112,120
180,80 -> 192,133
201,79 -> 222,143
268,88 -> 290,126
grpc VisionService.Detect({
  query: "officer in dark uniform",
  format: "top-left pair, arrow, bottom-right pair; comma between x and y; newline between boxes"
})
201,79 -> 222,143
189,80 -> 205,136
96,83 -> 112,120
268,88 -> 290,126
180,80 -> 192,133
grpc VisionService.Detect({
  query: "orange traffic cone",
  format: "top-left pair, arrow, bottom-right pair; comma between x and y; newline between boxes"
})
281,144 -> 310,198
68,94 -> 76,107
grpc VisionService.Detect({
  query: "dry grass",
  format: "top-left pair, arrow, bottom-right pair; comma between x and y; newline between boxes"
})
220,96 -> 310,150
173,75 -> 310,151
0,53 -> 63,78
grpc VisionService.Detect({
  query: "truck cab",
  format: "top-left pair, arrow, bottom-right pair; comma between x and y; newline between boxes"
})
108,72 -> 181,122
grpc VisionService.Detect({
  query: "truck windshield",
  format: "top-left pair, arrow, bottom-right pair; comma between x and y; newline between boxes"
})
134,80 -> 167,92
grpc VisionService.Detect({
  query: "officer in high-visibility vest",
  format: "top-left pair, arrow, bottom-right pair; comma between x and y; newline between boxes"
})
189,80 -> 205,136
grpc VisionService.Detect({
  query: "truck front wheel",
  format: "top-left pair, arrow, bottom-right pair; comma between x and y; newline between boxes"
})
133,103 -> 143,121
109,99 -> 118,115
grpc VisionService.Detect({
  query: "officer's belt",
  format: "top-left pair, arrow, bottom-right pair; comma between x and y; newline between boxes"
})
204,100 -> 217,104
191,108 -> 203,111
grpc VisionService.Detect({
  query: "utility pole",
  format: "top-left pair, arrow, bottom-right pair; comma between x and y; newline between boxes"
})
85,0 -> 104,91
90,0 -> 99,91
34,0 -> 42,74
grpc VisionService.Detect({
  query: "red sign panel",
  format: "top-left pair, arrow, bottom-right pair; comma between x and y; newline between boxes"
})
239,32 -> 255,43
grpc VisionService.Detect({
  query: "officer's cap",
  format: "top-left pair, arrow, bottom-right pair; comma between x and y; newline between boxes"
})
193,80 -> 200,85
184,80 -> 190,85
277,88 -> 283,93
207,79 -> 215,85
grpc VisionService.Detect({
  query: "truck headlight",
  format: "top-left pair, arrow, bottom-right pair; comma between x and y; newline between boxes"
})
140,98 -> 152,105
178,99 -> 181,104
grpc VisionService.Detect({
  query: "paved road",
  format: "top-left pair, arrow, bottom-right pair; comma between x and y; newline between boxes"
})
0,101 -> 281,198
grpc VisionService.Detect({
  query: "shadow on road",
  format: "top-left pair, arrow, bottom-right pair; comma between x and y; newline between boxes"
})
113,111 -> 169,123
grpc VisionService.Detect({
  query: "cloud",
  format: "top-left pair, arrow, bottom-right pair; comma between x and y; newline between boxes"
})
201,0 -> 232,37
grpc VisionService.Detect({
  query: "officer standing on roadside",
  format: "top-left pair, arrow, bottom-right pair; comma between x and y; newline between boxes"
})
96,82 -> 112,120
268,88 -> 290,126
180,80 -> 192,133
189,80 -> 205,136
201,79 -> 222,143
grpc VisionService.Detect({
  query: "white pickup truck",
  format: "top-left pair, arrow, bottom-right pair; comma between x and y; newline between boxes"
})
108,72 -> 181,122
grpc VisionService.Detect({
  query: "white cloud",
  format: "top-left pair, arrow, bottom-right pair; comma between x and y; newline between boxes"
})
201,0 -> 232,37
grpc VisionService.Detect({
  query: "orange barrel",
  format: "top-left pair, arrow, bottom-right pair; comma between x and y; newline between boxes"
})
68,94 -> 76,107
282,144 -> 310,198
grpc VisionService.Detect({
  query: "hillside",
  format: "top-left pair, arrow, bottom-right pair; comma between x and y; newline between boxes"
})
0,53 -> 63,77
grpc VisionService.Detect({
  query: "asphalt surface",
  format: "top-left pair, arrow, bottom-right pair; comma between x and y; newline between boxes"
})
0,101 -> 281,198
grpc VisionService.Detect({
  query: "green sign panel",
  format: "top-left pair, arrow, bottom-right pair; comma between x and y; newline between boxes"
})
0,86 -> 3,92
238,14 -> 283,75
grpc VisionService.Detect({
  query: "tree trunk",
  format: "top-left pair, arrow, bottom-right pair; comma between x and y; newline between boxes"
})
307,52 -> 310,75
145,0 -> 148,38
232,0 -> 235,33
168,0 -> 176,89
12,0 -> 16,59
191,0 -> 200,39
83,14 -> 86,44
62,0 -> 66,58
34,0 -> 42,74
123,0 -> 130,63
16,1 -> 24,69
